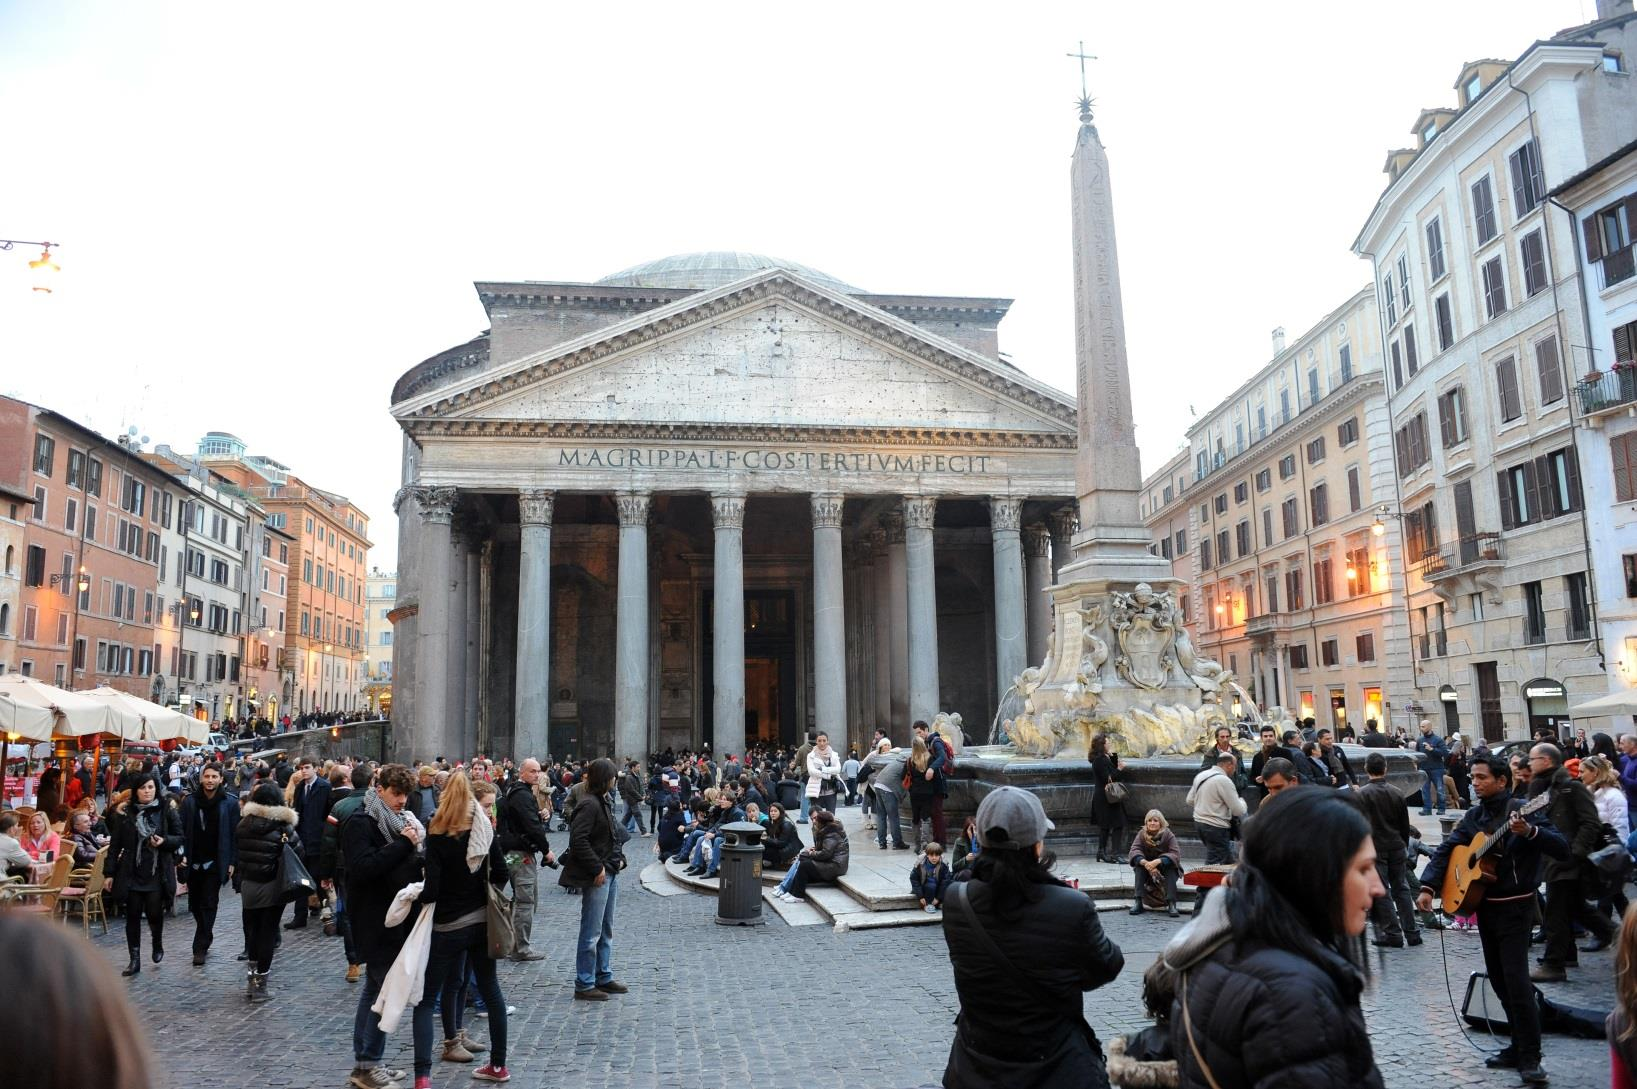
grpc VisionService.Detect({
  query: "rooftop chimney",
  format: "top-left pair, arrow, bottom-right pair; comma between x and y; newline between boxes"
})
1271,327 -> 1287,355
1597,0 -> 1633,20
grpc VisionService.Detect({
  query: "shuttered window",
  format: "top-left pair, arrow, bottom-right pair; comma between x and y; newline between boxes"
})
1521,230 -> 1548,297
1348,466 -> 1362,512
1426,217 -> 1447,280
1495,357 -> 1522,422
1614,320 -> 1635,365
1508,141 -> 1545,218
1435,293 -> 1454,351
1482,257 -> 1508,319
1438,386 -> 1468,447
1472,176 -> 1498,244
1310,483 -> 1330,527
1404,324 -> 1419,376
1613,432 -> 1637,503
1535,335 -> 1563,406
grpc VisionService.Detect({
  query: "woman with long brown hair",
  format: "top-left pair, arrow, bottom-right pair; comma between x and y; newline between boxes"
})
1090,734 -> 1125,864
561,757 -> 629,1001
1611,902 -> 1637,1086
411,770 -> 511,1084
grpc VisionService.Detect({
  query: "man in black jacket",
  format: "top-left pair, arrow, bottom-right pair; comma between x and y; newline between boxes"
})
498,758 -> 556,962
1355,753 -> 1418,947
1249,727 -> 1295,799
1529,743 -> 1617,981
1419,754 -> 1567,1085
179,763 -> 239,965
286,758 -> 331,930
342,764 -> 423,1089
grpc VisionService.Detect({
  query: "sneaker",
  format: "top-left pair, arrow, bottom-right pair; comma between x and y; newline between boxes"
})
348,1068 -> 401,1089
347,963 -> 362,983
1518,1063 -> 1548,1086
510,950 -> 545,962
923,904 -> 939,914
415,1078 -> 432,1089
471,1066 -> 511,1083
442,1038 -> 475,1063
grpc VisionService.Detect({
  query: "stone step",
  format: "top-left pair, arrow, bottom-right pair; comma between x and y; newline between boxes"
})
802,884 -> 941,932
760,887 -> 825,927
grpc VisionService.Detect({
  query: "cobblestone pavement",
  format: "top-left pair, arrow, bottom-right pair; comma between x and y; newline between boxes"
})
102,878 -> 1612,1089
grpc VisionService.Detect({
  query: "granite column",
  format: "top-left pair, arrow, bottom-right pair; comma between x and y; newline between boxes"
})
416,486 -> 457,762
1024,524 -> 1053,666
990,497 -> 1026,697
811,493 -> 846,745
514,490 -> 554,760
711,493 -> 746,760
903,496 -> 939,727
614,492 -> 651,762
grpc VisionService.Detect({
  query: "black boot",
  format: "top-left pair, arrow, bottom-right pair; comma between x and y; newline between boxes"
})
122,947 -> 141,977
1096,828 -> 1110,864
1129,896 -> 1144,916
152,933 -> 164,964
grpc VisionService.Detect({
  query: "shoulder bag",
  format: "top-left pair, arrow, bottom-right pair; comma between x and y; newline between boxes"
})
484,854 -> 518,960
276,833 -> 318,905
1102,777 -> 1129,805
1179,972 -> 1227,1089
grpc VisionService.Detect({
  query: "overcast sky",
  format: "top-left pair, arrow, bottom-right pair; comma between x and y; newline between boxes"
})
0,0 -> 1596,567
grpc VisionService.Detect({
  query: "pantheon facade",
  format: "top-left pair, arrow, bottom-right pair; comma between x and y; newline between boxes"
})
387,252 -> 1078,764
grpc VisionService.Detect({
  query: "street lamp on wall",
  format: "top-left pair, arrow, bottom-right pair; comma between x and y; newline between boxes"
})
49,565 -> 89,594
2,239 -> 61,293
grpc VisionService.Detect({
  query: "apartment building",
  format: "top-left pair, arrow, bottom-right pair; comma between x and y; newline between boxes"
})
1554,135 -> 1637,711
0,483 -> 30,672
201,433 -> 371,715
363,567 -> 397,716
0,398 -> 177,696
243,517 -> 293,723
1353,11 -> 1637,741
1180,289 -> 1410,732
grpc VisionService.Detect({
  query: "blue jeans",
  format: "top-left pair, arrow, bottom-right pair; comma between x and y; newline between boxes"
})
353,960 -> 389,1065
799,792 -> 810,822
623,798 -> 646,835
689,834 -> 724,875
574,874 -> 618,992
672,829 -> 706,863
413,923 -> 506,1077
775,859 -> 802,895
1420,770 -> 1446,813
874,791 -> 904,848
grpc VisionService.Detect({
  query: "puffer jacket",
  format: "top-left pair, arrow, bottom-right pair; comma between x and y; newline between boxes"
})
1163,892 -> 1382,1089
805,821 -> 849,882
235,801 -> 301,883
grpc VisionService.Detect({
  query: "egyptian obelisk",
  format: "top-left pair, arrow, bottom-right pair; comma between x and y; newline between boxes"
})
1058,95 -> 1176,588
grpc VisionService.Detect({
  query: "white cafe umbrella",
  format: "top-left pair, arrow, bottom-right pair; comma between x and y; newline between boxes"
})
0,674 -> 139,741
78,686 -> 205,744
1568,688 -> 1637,718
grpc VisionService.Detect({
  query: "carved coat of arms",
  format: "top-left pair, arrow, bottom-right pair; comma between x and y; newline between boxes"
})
1109,583 -> 1176,690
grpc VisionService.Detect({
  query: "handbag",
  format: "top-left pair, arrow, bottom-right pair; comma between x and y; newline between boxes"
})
484,855 -> 517,960
1589,823 -> 1631,878
275,836 -> 318,906
1102,780 -> 1129,804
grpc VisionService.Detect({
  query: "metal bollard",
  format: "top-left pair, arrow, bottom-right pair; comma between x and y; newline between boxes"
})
714,820 -> 768,927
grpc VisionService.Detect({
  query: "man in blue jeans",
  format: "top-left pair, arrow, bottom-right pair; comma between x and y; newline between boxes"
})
1414,718 -> 1448,815
865,743 -> 909,850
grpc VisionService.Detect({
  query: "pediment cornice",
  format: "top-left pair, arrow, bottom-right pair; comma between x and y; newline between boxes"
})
393,270 -> 1075,429
399,417 -> 1076,449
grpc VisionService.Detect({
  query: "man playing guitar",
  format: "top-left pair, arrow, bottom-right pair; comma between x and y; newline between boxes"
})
1417,753 -> 1568,1086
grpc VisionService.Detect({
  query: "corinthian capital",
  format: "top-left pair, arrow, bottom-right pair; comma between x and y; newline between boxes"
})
990,497 -> 1023,534
417,486 -> 457,525
518,489 -> 555,527
1024,523 -> 1052,558
1048,505 -> 1079,540
711,493 -> 746,529
902,495 -> 937,531
810,492 -> 844,529
881,511 -> 906,545
614,491 -> 652,527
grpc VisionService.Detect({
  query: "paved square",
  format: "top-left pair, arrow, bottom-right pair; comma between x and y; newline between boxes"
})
100,876 -> 1612,1089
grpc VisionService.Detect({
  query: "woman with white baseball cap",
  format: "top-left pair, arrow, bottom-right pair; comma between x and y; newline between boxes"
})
940,786 -> 1125,1088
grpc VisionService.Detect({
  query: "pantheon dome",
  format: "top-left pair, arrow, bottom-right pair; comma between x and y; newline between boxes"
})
597,250 -> 862,294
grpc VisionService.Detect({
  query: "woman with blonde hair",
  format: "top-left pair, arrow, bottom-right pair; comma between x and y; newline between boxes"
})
410,771 -> 511,1085
1581,754 -> 1630,922
1611,902 -> 1637,1085
907,735 -> 936,852
1128,809 -> 1182,917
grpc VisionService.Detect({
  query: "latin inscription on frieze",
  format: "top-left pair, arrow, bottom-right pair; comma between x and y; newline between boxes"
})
555,447 -> 993,475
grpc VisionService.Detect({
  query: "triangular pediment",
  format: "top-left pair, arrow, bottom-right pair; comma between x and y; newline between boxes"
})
394,269 -> 1075,436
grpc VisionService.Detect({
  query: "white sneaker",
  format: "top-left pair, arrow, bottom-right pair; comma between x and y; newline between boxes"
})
865,820 -> 876,830
924,904 -> 939,914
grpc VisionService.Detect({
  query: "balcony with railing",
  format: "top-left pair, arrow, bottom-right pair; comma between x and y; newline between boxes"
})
1575,365 -> 1637,418
1417,533 -> 1503,580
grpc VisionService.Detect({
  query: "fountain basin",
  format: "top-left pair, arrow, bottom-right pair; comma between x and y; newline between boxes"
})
937,744 -> 1427,854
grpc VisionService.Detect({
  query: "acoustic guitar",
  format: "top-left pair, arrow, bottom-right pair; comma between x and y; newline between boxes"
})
1439,792 -> 1552,915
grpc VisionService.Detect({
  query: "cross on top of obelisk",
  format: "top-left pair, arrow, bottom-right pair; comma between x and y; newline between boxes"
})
1067,40 -> 1096,122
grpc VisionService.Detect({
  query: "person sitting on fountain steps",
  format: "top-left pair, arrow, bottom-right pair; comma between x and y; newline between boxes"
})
1128,810 -> 1182,917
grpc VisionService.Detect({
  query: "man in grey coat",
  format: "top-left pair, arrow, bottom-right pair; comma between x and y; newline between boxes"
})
862,740 -> 908,850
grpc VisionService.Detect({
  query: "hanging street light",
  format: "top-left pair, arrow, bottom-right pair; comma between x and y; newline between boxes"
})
2,239 -> 61,292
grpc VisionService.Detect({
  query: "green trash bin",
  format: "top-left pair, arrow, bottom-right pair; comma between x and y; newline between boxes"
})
714,820 -> 767,927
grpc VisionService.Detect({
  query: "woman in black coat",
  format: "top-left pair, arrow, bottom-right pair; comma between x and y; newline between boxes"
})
560,758 -> 629,1000
235,782 -> 300,1000
761,803 -> 802,870
1164,787 -> 1385,1088
1090,734 -> 1125,864
109,773 -> 183,977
